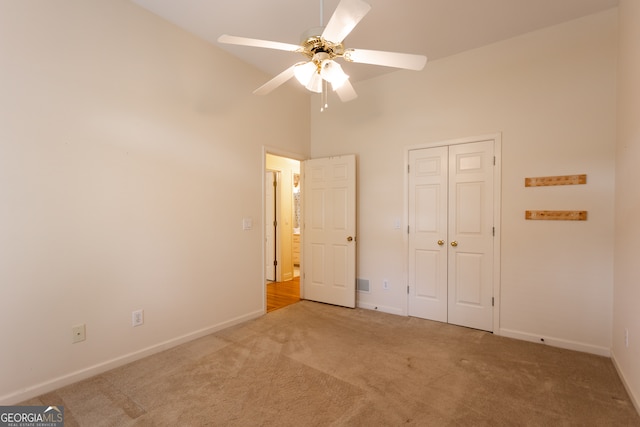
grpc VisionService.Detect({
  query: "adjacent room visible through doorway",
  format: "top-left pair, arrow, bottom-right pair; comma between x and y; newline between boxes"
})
265,153 -> 301,312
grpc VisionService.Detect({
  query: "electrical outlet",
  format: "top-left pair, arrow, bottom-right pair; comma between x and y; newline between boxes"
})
132,309 -> 144,327
383,280 -> 389,290
72,324 -> 86,343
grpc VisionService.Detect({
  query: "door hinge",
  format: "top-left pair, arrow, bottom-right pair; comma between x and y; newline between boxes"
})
407,164 -> 410,173
493,156 -> 496,166
407,285 -> 410,295
274,260 -> 278,266
407,225 -> 410,234
274,220 -> 278,227
492,297 -> 495,307
492,226 -> 495,236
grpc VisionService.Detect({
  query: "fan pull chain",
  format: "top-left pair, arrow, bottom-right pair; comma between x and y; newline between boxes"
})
320,0 -> 324,26
321,79 -> 328,112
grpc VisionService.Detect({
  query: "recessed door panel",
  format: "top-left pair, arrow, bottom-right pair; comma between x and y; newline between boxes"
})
332,244 -> 348,288
310,243 -> 325,285
457,152 -> 483,172
415,249 -> 441,299
310,189 -> 325,230
453,252 -> 483,306
456,182 -> 483,235
416,185 -> 440,233
332,187 -> 348,231
415,156 -> 442,176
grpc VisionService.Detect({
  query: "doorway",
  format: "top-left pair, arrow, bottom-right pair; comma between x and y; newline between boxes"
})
407,135 -> 501,332
265,153 -> 301,312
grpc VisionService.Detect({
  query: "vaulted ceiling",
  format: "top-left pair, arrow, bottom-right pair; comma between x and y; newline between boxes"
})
132,0 -> 618,83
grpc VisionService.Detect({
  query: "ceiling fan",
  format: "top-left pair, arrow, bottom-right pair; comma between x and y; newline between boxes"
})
217,0 -> 427,106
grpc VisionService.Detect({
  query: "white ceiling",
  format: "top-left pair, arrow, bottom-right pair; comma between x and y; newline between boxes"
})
131,0 -> 618,84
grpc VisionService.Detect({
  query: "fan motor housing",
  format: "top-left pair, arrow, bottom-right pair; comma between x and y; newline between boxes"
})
300,27 -> 344,60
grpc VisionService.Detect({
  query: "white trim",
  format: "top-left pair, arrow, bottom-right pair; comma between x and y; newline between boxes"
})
262,145 -> 307,162
404,133 -> 502,333
611,350 -> 640,415
357,302 -> 404,316
500,328 -> 611,357
406,133 -> 503,151
492,134 -> 502,335
0,309 -> 264,405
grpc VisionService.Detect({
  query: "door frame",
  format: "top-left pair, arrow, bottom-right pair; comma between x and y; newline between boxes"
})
262,146 -> 306,313
403,133 -> 502,333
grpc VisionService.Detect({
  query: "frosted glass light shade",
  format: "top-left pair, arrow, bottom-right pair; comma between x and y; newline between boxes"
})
306,71 -> 323,93
294,61 -> 316,86
321,60 -> 349,89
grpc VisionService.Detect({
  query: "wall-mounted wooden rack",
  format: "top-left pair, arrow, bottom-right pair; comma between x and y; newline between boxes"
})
525,210 -> 587,221
525,174 -> 586,187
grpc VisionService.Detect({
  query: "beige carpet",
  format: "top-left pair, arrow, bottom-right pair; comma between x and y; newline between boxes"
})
23,301 -> 640,426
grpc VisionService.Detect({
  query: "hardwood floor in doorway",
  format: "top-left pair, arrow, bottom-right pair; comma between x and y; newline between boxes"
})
266,277 -> 300,312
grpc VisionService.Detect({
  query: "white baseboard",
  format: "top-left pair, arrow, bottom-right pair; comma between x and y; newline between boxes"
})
357,301 -> 404,316
0,309 -> 264,405
611,349 -> 640,416
499,328 -> 610,357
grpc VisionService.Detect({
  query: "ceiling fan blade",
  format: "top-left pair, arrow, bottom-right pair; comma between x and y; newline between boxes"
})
321,0 -> 371,44
253,64 -> 299,95
344,48 -> 427,71
334,79 -> 358,102
218,34 -> 301,52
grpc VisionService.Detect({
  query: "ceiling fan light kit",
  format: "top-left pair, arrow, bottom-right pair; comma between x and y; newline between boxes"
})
217,0 -> 427,109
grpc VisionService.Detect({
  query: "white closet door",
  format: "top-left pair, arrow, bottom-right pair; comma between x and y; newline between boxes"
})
408,147 -> 448,322
408,140 -> 495,332
447,141 -> 494,332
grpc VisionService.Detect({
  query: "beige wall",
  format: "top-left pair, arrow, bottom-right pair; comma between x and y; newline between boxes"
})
0,0 -> 309,403
614,0 -> 640,411
311,10 -> 617,355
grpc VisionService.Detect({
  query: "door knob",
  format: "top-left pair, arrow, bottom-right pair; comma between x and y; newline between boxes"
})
347,236 -> 354,242
450,241 -> 458,247
437,240 -> 445,246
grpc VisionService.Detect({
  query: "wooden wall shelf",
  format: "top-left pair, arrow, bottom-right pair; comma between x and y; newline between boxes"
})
525,210 -> 587,221
525,174 -> 586,187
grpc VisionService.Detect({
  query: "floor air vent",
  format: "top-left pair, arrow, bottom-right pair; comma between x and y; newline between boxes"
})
357,278 -> 370,292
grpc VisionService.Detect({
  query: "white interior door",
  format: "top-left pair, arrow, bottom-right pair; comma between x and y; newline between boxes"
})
303,155 -> 356,308
447,141 -> 494,331
408,147 -> 448,322
408,140 -> 495,331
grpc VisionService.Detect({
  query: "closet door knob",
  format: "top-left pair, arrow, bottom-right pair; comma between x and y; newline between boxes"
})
347,236 -> 354,242
450,241 -> 458,247
437,240 -> 445,246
